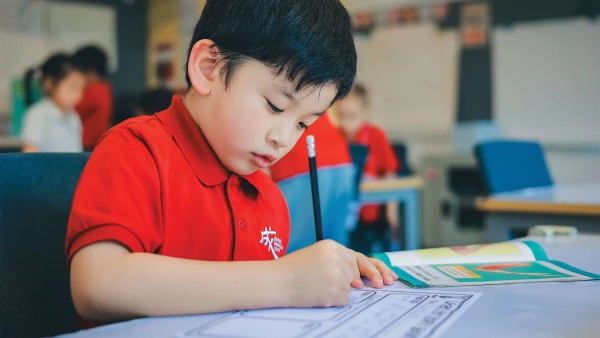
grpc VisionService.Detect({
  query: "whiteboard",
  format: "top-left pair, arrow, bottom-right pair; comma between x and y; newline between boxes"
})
354,23 -> 459,140
47,2 -> 117,72
493,18 -> 600,143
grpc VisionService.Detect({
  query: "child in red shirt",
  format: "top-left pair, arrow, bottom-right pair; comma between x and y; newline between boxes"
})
72,45 -> 113,150
66,0 -> 397,327
336,83 -> 401,253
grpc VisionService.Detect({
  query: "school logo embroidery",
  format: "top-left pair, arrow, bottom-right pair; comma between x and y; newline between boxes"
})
260,226 -> 283,259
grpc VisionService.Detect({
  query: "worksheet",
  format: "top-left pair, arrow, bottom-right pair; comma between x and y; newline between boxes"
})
177,289 -> 481,338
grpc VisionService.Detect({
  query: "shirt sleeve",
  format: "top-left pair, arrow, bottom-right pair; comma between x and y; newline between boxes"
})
21,107 -> 45,148
65,128 -> 163,263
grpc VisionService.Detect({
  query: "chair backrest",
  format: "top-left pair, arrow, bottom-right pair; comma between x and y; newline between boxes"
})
474,140 -> 553,194
277,164 -> 356,253
349,144 -> 369,198
392,143 -> 411,177
0,153 -> 90,338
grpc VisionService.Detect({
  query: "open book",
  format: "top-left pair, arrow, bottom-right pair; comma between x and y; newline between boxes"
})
371,241 -> 600,288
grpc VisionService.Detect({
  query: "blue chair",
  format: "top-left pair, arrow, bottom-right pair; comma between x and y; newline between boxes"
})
277,163 -> 356,253
277,146 -> 368,253
349,144 -> 369,199
0,153 -> 90,338
475,140 -> 553,194
393,143 -> 411,177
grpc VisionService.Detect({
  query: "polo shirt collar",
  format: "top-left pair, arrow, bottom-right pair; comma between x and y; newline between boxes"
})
156,96 -> 264,196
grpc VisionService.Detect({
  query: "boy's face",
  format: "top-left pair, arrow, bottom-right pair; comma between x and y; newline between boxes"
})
336,93 -> 367,139
191,58 -> 337,176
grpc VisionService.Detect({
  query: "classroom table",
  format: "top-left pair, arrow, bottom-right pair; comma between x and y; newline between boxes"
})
476,183 -> 600,242
0,137 -> 23,153
359,175 -> 424,250
56,234 -> 600,338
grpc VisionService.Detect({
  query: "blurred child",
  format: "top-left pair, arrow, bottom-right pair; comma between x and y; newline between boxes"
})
336,83 -> 401,253
21,53 -> 85,152
72,45 -> 113,151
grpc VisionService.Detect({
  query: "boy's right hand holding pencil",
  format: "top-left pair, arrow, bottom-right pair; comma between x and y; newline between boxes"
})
277,239 -> 399,307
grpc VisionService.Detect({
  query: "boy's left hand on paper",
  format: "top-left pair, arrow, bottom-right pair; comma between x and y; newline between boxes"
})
353,252 -> 399,289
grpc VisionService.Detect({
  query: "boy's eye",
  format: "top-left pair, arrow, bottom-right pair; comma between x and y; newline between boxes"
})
267,100 -> 283,113
298,122 -> 308,130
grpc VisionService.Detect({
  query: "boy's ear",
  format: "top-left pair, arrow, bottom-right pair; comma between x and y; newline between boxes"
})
188,39 -> 219,96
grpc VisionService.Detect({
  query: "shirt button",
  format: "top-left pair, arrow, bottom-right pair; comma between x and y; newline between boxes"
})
239,219 -> 246,229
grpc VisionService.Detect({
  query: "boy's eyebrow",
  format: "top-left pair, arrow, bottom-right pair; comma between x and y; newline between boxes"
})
274,84 -> 298,103
273,84 -> 326,116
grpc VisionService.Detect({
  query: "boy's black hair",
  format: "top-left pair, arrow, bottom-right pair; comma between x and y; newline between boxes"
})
185,0 -> 356,103
72,45 -> 109,78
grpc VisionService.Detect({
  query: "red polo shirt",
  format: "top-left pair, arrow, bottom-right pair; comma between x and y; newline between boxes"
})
66,95 -> 290,304
75,80 -> 113,150
270,112 -> 351,182
352,123 -> 399,223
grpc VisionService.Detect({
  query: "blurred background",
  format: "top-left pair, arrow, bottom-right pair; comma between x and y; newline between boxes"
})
0,0 -> 599,249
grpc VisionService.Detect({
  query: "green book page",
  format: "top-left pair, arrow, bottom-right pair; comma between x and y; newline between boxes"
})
392,260 -> 600,288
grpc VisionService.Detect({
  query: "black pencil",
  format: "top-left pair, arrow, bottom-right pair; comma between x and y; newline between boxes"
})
306,135 -> 323,242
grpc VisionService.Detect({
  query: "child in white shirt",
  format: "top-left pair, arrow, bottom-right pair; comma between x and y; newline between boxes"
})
22,53 -> 86,152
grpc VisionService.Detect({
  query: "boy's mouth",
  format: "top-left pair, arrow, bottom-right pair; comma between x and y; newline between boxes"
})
251,152 -> 276,169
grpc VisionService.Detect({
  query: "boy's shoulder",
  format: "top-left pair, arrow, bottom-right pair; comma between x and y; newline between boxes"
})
99,114 -> 168,144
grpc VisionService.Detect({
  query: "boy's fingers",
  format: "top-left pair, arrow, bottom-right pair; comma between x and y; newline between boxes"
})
356,254 -> 384,288
342,248 -> 361,283
369,258 -> 398,285
351,279 -> 365,289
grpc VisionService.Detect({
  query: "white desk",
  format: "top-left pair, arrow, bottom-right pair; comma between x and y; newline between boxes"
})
440,235 -> 600,338
57,235 -> 600,338
476,183 -> 600,242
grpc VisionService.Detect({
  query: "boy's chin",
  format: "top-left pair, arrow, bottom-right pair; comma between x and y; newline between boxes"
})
224,160 -> 260,176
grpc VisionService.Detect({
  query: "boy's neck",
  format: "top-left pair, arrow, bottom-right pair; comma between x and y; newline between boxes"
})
182,90 -> 206,131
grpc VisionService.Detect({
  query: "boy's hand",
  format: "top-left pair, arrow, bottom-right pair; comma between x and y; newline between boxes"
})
278,240 -> 398,308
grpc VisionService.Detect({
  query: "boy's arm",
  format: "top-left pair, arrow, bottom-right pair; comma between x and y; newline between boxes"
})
71,240 -> 399,322
70,242 -> 291,321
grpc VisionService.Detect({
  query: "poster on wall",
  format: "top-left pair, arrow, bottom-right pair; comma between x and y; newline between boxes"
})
460,3 -> 490,48
352,11 -> 376,35
153,43 -> 175,88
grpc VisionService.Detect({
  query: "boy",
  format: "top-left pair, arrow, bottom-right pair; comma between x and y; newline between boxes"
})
336,83 -> 401,253
72,45 -> 113,151
66,0 -> 397,328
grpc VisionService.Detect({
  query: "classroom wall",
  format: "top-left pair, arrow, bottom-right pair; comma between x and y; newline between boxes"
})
493,17 -> 600,183
49,0 -> 147,96
345,0 -> 467,12
146,0 -> 205,90
346,1 -> 600,183
354,23 -> 459,167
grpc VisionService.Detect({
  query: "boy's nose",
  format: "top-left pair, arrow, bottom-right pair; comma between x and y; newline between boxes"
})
266,128 -> 291,149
